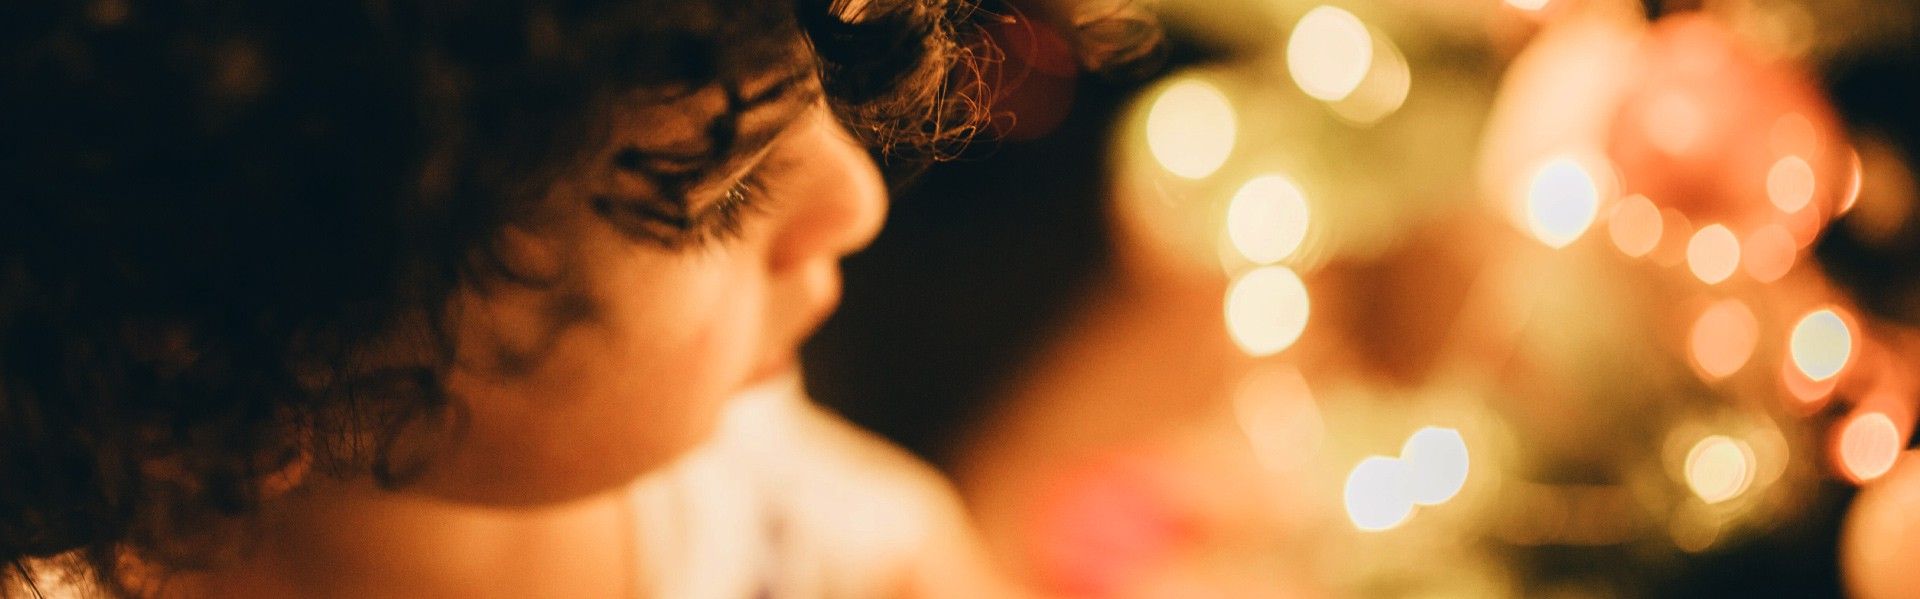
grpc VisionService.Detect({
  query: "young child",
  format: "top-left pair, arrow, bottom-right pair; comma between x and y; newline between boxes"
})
0,0 -> 1012,596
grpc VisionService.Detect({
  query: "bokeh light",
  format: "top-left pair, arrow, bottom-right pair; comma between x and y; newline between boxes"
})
1686,224 -> 1741,285
1287,6 -> 1373,102
1608,194 -> 1663,257
1233,364 -> 1324,473
1685,435 -> 1755,504
1146,78 -> 1237,179
1328,29 -> 1411,125
1225,266 -> 1311,356
1790,308 -> 1853,381
1689,298 -> 1759,380
1505,0 -> 1551,11
1226,175 -> 1311,264
1839,412 -> 1901,482
1767,155 -> 1817,213
1344,456 -> 1415,532
1525,157 -> 1601,249
1741,224 -> 1797,283
1402,427 -> 1470,506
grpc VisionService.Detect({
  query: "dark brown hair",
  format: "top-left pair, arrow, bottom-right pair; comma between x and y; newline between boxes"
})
0,0 -> 983,593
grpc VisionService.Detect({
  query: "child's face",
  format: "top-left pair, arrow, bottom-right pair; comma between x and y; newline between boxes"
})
415,72 -> 887,505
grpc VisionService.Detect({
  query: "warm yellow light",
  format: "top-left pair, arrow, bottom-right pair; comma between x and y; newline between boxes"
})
1328,30 -> 1410,125
1145,78 -> 1236,179
1767,156 -> 1817,213
1685,435 -> 1755,504
1840,412 -> 1901,482
1344,456 -> 1414,532
1505,0 -> 1551,11
1401,427 -> 1469,506
1790,309 -> 1852,382
1224,266 -> 1311,356
1525,157 -> 1601,249
1686,224 -> 1741,284
1226,175 -> 1311,264
1689,299 -> 1758,380
1608,194 -> 1663,257
1741,224 -> 1797,283
1287,6 -> 1373,102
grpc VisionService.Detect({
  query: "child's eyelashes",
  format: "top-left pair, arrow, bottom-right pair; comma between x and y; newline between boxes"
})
700,172 -> 772,245
593,170 -> 773,251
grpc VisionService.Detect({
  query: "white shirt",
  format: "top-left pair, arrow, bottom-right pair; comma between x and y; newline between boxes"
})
629,376 -> 948,599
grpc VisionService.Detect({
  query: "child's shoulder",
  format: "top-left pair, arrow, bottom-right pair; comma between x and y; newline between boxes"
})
630,377 -> 1016,598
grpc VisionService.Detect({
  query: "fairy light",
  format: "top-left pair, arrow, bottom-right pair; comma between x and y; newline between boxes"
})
1225,266 -> 1311,356
1686,224 -> 1741,285
1789,308 -> 1852,381
1608,194 -> 1663,257
1685,435 -> 1756,504
1767,156 -> 1817,213
1344,456 -> 1415,532
1525,157 -> 1601,249
1839,412 -> 1901,482
1226,175 -> 1311,264
1689,298 -> 1758,380
1145,78 -> 1236,179
1287,6 -> 1373,102
1402,427 -> 1470,506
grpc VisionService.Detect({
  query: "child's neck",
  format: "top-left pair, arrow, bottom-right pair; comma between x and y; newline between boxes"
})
148,478 -> 647,598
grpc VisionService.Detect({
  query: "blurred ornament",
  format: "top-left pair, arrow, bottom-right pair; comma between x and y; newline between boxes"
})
1841,450 -> 1920,599
1606,15 -> 1853,255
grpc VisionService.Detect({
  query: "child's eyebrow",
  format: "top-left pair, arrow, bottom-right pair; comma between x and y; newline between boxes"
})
613,68 -> 822,194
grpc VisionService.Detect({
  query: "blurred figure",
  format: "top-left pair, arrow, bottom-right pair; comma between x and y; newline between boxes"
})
0,1 -> 1013,597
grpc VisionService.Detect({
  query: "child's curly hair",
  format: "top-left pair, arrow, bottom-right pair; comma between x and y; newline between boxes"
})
0,0 -> 985,593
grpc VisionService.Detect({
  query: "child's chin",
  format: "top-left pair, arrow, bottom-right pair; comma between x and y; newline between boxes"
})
742,353 -> 800,389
